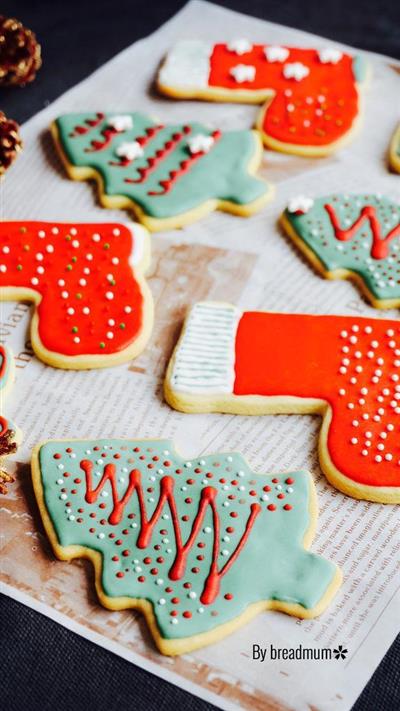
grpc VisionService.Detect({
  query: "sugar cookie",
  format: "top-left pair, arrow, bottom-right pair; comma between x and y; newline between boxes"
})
0,345 -> 20,494
280,194 -> 400,309
0,221 -> 153,369
165,302 -> 400,503
389,124 -> 400,173
32,438 -> 341,655
158,40 -> 367,156
52,112 -> 273,231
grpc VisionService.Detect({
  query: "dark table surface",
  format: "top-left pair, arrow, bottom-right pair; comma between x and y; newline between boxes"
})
1,2 -> 400,710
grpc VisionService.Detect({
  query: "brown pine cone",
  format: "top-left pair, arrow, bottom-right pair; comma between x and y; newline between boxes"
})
0,15 -> 41,86
0,111 -> 22,174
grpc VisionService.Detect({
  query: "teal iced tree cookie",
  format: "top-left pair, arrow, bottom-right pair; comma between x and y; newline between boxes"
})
32,438 -> 341,655
52,112 -> 272,231
281,194 -> 400,308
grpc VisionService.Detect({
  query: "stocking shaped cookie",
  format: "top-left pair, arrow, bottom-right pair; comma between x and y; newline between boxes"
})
0,221 -> 153,369
389,124 -> 400,173
0,346 -> 19,494
52,112 -> 272,231
32,438 -> 341,655
165,302 -> 400,504
281,194 -> 400,308
158,40 -> 366,156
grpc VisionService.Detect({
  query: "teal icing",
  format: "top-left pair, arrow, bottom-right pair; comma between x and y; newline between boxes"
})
55,113 -> 269,219
38,439 -> 337,641
285,194 -> 400,301
352,55 -> 367,84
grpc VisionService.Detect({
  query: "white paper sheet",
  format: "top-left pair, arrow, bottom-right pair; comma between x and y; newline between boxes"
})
1,2 -> 400,711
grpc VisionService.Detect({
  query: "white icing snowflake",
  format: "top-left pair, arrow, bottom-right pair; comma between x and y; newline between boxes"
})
283,62 -> 310,81
264,45 -> 289,63
187,134 -> 215,155
229,64 -> 256,83
227,38 -> 253,55
287,195 -> 314,214
318,48 -> 343,64
108,115 -> 133,132
115,141 -> 143,161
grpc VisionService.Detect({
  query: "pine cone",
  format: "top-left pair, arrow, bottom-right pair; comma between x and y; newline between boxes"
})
0,112 -> 22,174
0,15 -> 41,86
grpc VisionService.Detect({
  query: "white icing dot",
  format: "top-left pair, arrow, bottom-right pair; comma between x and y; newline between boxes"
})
61,291 -> 69,299
67,307 -> 75,315
106,332 -> 114,339
83,307 -> 90,315
203,526 -> 212,534
158,598 -> 166,606
124,306 -> 132,313
105,291 -> 114,300
36,253 -> 44,261
92,233 -> 101,242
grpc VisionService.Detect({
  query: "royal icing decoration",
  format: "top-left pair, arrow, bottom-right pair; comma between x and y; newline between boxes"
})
0,345 -> 18,494
282,62 -> 310,81
54,112 -> 270,228
33,438 -> 339,653
287,195 -> 314,215
263,46 -> 289,63
158,41 -> 366,154
0,221 -> 153,368
230,64 -> 256,83
318,48 -> 343,64
107,115 -> 134,132
283,194 -> 400,305
227,38 -> 253,55
166,302 -> 400,503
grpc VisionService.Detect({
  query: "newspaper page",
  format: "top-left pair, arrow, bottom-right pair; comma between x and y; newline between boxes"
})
1,2 -> 400,710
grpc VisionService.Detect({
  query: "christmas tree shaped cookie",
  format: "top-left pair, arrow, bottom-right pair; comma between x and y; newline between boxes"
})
0,346 -> 20,494
389,124 -> 400,173
52,112 -> 272,231
158,40 -> 367,156
165,302 -> 400,504
32,438 -> 341,655
0,221 -> 153,369
280,194 -> 400,308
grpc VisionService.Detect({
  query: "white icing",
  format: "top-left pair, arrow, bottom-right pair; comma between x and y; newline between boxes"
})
318,48 -> 343,64
230,64 -> 256,83
169,302 -> 242,394
128,223 -> 148,267
115,141 -> 143,161
187,134 -> 215,155
227,38 -> 253,55
108,115 -> 133,132
283,62 -> 310,81
287,196 -> 314,214
264,45 -> 289,63
158,40 -> 212,90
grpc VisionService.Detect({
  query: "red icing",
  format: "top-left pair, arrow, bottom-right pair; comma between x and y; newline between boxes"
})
208,45 -> 359,147
233,312 -> 400,489
69,113 -> 104,137
110,125 -> 164,167
148,130 -> 221,196
80,459 -> 260,605
0,222 -> 146,358
85,126 -> 120,152
324,203 -> 400,260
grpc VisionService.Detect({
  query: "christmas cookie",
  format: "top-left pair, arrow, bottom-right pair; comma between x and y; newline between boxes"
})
389,124 -> 400,173
0,345 -> 20,494
32,437 -> 341,655
0,221 -> 153,369
280,194 -> 400,309
165,302 -> 400,504
51,112 -> 272,232
158,40 -> 367,156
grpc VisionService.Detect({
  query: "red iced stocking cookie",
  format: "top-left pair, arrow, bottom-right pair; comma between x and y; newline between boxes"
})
158,40 -> 367,156
0,221 -> 153,369
165,302 -> 400,503
0,345 -> 20,494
